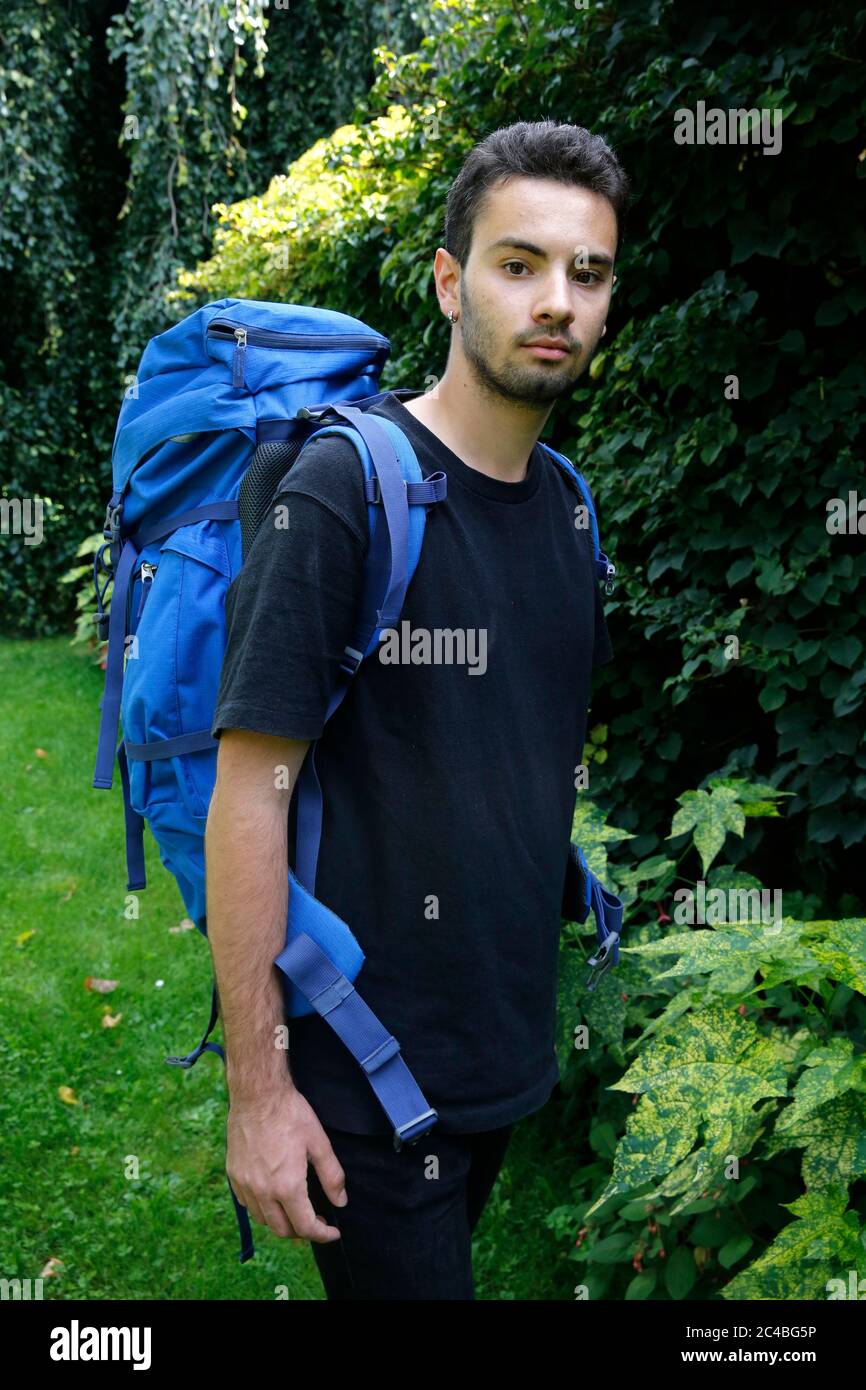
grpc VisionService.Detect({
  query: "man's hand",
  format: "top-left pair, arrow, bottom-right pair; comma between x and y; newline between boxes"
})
227,1080 -> 348,1243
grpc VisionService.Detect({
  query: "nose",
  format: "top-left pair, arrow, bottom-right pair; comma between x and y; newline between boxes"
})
532,268 -> 576,333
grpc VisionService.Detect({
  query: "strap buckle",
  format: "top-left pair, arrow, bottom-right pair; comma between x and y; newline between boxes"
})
338,645 -> 364,677
367,476 -> 408,505
103,501 -> 121,542
393,1109 -> 438,1152
585,930 -> 621,991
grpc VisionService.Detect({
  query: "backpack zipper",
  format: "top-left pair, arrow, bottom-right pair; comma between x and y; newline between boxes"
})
207,319 -> 390,389
133,561 -> 157,623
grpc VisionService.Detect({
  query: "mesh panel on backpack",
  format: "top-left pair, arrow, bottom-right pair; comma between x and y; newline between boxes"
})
238,436 -> 306,560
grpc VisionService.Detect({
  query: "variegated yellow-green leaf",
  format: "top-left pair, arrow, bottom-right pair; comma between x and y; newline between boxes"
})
585,1008 -> 791,1218
707,776 -> 793,804
571,797 -> 634,883
623,918 -> 819,995
774,1038 -> 865,1134
584,1095 -> 698,1219
767,1092 -> 866,1191
721,1186 -> 866,1300
806,918 -> 866,995
667,786 -> 746,874
656,1105 -> 768,1216
628,986 -> 704,1052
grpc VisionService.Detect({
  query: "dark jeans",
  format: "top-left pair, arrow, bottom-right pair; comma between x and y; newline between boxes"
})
306,1121 -> 515,1300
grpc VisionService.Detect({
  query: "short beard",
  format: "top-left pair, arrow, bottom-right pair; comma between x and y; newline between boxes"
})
458,279 -> 592,407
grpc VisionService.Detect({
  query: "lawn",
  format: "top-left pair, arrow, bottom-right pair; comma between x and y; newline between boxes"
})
0,636 -> 571,1300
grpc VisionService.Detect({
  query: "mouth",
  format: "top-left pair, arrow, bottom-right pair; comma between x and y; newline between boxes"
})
521,342 -> 571,360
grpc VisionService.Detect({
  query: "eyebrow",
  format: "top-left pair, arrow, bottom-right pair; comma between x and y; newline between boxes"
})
487,237 -> 615,268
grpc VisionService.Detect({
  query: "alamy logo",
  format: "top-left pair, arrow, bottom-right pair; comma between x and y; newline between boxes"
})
0,496 -> 43,545
378,621 -> 488,675
674,101 -> 783,155
0,1277 -> 43,1299
673,881 -> 782,925
49,1320 -> 152,1371
826,491 -> 866,534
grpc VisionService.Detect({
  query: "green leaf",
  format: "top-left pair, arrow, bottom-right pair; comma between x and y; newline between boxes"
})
665,1245 -> 697,1298
625,1269 -> 657,1299
826,634 -> 862,667
726,556 -> 753,585
718,1234 -> 754,1269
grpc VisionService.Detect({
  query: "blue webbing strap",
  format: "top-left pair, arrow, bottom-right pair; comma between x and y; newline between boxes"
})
275,932 -> 437,1147
363,474 -> 447,505
294,406 -> 425,892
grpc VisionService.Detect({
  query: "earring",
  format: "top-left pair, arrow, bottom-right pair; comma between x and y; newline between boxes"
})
448,309 -> 458,323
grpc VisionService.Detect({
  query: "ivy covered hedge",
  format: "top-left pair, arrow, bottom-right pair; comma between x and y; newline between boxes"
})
0,0 -> 423,639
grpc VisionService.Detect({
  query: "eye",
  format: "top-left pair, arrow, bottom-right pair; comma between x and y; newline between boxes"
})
502,260 -> 602,284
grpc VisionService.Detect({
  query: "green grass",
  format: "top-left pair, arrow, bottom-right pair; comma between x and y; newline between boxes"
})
0,636 -> 571,1300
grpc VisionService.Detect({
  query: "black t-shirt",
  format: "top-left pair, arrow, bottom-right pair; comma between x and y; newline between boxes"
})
211,391 -> 613,1135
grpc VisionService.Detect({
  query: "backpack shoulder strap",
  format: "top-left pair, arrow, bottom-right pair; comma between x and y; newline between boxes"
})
290,403 -> 447,894
540,443 -> 617,596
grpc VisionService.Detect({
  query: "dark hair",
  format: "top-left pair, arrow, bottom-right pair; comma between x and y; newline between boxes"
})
443,120 -> 631,266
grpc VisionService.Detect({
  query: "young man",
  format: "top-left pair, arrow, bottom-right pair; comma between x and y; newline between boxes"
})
206,119 -> 630,1299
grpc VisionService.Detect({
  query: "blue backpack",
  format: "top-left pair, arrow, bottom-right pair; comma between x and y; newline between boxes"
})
91,296 -> 623,1262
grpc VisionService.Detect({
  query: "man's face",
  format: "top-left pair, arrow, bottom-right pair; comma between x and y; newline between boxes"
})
452,176 -> 618,406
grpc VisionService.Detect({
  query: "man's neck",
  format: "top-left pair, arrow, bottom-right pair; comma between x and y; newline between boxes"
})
400,372 -> 552,484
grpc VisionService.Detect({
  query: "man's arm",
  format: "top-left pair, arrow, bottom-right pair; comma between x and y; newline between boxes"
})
205,726 -> 348,1243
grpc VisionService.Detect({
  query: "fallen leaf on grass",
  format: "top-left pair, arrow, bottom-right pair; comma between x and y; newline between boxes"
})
35,748 -> 48,759
70,1146 -> 80,1156
169,917 -> 196,934
58,1086 -> 79,1106
16,930 -> 36,947
40,1257 -> 64,1278
59,883 -> 78,902
84,977 -> 118,993
101,1012 -> 123,1028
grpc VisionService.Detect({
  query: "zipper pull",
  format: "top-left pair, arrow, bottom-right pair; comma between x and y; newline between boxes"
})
604,561 -> 616,596
135,562 -> 157,623
232,327 -> 247,389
